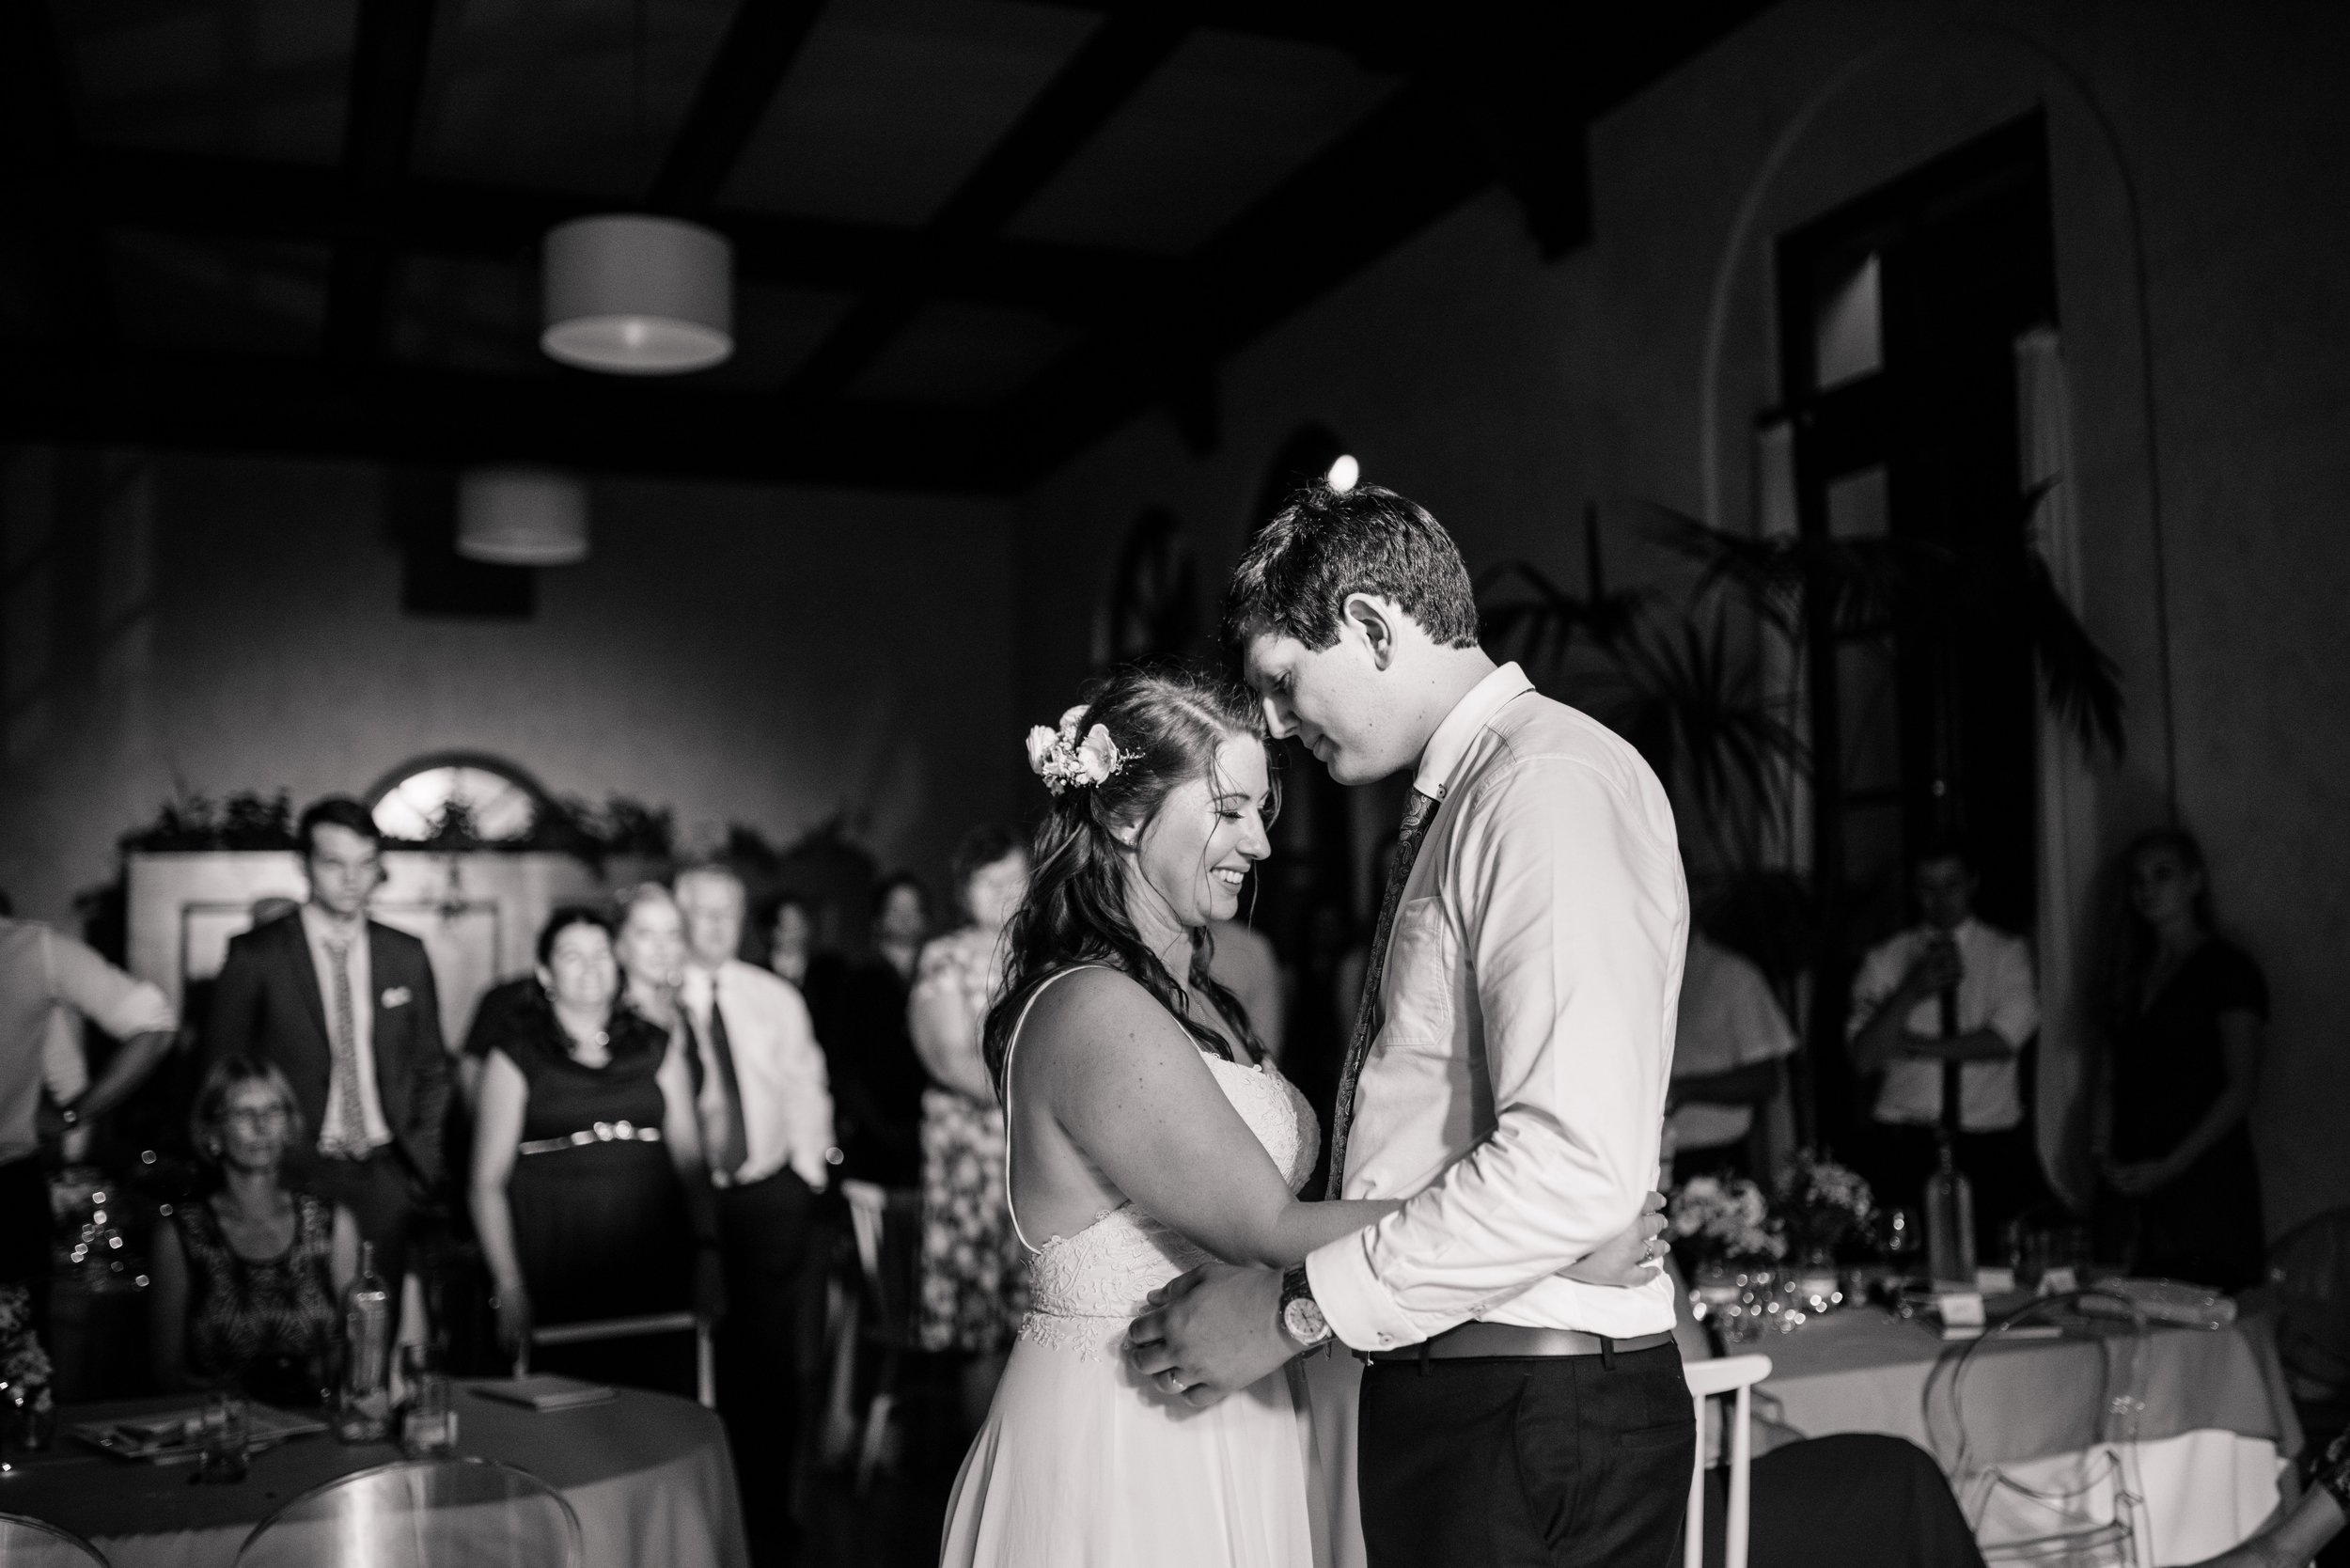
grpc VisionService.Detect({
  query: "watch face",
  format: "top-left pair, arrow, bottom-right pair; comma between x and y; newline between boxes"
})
1283,1298 -> 1327,1344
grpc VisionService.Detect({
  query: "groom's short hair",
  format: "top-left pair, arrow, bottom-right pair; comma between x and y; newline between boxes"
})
1222,482 -> 1481,652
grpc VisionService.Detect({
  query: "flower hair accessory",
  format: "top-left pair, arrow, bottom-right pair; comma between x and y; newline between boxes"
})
1026,704 -> 1125,796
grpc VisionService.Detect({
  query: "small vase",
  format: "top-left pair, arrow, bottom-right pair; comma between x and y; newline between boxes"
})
1794,1246 -> 1841,1315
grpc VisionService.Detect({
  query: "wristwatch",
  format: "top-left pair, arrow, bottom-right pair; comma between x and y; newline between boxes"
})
1279,1264 -> 1331,1350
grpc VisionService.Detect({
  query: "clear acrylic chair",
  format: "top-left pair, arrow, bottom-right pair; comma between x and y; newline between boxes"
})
514,1310 -> 716,1408
840,1178 -> 928,1495
0,1513 -> 112,1567
1684,1353 -> 1773,1568
234,1456 -> 581,1568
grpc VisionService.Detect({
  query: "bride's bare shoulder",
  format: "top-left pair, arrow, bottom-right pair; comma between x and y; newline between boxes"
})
1017,965 -> 1194,1077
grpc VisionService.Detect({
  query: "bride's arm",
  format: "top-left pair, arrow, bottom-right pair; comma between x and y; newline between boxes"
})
1030,970 -> 1396,1269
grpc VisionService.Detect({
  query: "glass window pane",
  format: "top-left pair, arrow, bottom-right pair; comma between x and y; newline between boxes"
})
1825,464 -> 1889,540
1814,252 -> 1882,389
1837,639 -> 1902,793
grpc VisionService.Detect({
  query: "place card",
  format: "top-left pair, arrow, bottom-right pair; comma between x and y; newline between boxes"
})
2037,1266 -> 2079,1296
1935,1288 -> 1986,1339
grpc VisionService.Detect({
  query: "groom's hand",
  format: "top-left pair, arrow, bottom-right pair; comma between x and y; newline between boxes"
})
1125,1262 -> 1291,1408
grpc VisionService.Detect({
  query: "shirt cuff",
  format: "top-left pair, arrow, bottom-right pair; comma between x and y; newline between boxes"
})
1305,1229 -> 1422,1353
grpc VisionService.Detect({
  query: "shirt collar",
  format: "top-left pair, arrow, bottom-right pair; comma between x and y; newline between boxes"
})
300,902 -> 364,947
1413,662 -> 1535,800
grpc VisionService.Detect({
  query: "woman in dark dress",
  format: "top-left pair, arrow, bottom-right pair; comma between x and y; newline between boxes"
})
470,905 -> 712,1389
2095,827 -> 2268,1290
149,1055 -> 358,1403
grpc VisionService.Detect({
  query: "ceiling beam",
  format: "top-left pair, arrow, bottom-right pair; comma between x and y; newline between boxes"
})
647,0 -> 827,215
779,9 -> 1190,402
0,0 -> 116,350
322,0 -> 440,367
80,148 -> 1177,325
0,347 -> 998,492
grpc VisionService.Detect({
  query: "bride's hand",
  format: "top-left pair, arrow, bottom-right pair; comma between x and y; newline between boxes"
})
1559,1190 -> 1668,1288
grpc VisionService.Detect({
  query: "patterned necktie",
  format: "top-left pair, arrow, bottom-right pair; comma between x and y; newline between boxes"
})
322,934 -> 368,1155
1320,789 -> 1438,1199
699,979 -> 751,1181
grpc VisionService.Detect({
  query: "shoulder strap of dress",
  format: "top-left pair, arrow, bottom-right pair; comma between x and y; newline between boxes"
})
1001,964 -> 1108,1256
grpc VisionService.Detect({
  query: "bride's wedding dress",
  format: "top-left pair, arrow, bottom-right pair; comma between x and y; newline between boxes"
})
938,970 -> 1324,1567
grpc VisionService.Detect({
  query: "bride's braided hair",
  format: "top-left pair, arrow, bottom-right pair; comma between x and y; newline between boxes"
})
982,666 -> 1278,1096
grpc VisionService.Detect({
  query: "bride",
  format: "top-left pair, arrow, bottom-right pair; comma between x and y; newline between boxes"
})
939,667 -> 1659,1568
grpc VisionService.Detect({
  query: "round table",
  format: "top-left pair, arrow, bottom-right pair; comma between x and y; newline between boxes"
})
0,1384 -> 748,1568
1752,1306 -> 2302,1565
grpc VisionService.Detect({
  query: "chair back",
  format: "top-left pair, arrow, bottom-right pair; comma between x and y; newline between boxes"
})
0,1513 -> 111,1567
234,1457 -> 581,1568
510,1310 -> 715,1408
841,1180 -> 924,1351
2267,1206 -> 2350,1405
1684,1353 -> 1771,1568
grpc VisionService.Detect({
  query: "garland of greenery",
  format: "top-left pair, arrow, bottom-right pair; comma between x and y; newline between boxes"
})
119,788 -> 675,865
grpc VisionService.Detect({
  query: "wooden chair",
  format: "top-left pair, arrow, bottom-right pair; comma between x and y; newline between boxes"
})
235,1457 -> 579,1568
0,1513 -> 112,1567
513,1310 -> 715,1408
1684,1354 -> 1773,1568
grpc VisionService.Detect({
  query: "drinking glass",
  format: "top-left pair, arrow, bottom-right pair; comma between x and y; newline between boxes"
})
196,1391 -> 250,1483
400,1344 -> 458,1457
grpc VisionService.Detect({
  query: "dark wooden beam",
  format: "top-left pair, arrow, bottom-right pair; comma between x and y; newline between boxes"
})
0,347 -> 999,492
648,0 -> 827,215
779,9 -> 1190,401
1,0 -> 116,349
322,0 -> 440,367
81,148 -> 1177,325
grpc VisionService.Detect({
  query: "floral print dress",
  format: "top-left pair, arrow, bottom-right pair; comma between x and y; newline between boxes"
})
915,926 -> 1028,1354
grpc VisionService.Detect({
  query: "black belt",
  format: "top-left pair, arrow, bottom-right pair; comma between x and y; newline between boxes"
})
1360,1324 -> 1675,1365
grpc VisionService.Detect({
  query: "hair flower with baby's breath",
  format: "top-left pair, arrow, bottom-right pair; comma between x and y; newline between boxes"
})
1026,704 -> 1125,796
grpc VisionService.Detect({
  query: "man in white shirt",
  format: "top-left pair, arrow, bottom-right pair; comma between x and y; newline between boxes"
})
1,904 -> 177,1328
674,863 -> 836,1566
1668,930 -> 1798,1179
1130,484 -> 1690,1567
1847,839 -> 2044,1257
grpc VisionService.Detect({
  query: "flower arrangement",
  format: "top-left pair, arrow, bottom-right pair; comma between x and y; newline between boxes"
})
1026,706 -> 1124,796
1668,1174 -> 1784,1267
1774,1149 -> 1875,1263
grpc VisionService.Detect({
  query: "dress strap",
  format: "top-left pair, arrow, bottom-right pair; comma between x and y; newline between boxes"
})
1001,964 -> 1106,1256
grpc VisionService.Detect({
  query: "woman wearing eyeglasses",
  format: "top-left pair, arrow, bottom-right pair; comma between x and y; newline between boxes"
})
148,1054 -> 360,1402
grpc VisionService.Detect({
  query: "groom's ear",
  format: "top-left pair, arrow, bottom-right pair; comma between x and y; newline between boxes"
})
1341,593 -> 1400,671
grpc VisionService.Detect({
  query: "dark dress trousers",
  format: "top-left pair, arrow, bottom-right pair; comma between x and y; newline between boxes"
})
207,912 -> 450,1287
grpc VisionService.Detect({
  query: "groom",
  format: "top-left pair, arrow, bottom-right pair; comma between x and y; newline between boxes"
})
1128,483 -> 1693,1565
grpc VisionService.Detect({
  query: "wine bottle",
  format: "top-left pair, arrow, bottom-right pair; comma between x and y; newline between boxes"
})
335,1241 -> 393,1443
1924,1138 -> 1977,1286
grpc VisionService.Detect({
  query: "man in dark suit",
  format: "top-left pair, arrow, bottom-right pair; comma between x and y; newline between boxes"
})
209,797 -> 449,1296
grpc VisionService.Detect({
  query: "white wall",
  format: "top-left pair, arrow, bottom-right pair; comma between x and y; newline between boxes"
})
0,447 -> 1024,927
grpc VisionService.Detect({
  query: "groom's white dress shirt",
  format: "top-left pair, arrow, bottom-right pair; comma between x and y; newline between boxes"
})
1305,663 -> 1687,1349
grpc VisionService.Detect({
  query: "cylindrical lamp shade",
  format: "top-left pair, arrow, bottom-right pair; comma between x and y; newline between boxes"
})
457,467 -> 590,565
541,214 -> 733,374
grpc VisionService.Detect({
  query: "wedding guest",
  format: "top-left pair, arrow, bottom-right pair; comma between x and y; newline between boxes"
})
2095,827 -> 2268,1291
910,824 -> 1030,1426
1847,838 -> 2042,1257
1209,918 -> 1286,1061
150,1056 -> 358,1403
1668,930 -> 1798,1180
1,907 -> 176,1328
821,873 -> 932,1186
208,797 -> 450,1302
767,894 -> 818,988
675,863 -> 836,1564
468,906 -> 709,1391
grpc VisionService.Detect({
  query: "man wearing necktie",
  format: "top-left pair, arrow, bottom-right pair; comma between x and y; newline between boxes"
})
208,797 -> 448,1313
1128,484 -> 1691,1567
675,864 -> 837,1567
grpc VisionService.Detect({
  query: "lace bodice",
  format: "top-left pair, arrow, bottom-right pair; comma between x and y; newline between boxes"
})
1018,1054 -> 1320,1361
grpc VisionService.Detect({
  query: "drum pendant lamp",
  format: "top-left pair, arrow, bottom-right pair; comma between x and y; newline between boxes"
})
457,467 -> 590,565
540,214 -> 733,374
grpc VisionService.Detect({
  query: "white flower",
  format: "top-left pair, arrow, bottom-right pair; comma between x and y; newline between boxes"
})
1075,724 -> 1120,784
1025,726 -> 1059,776
1057,704 -> 1089,740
